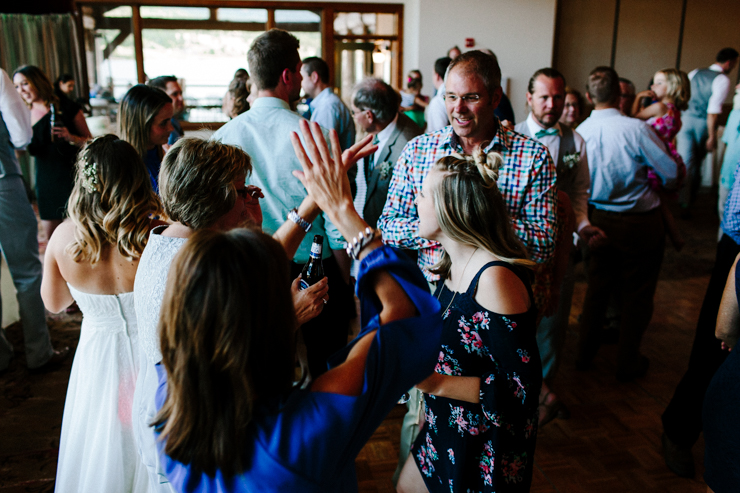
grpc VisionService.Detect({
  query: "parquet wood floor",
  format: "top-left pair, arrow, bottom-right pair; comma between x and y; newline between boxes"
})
0,194 -> 720,492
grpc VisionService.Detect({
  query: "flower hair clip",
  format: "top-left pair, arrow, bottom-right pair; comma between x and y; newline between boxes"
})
82,159 -> 98,193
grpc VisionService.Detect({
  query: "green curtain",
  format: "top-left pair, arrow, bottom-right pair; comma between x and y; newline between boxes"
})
0,13 -> 85,99
0,13 -> 85,187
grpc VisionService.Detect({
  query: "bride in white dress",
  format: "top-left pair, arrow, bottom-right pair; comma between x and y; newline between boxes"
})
41,135 -> 163,492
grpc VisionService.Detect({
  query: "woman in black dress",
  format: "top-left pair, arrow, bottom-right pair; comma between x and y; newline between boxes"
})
397,150 -> 542,492
13,65 -> 91,241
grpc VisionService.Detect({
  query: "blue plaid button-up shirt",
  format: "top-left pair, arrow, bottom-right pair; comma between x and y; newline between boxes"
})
722,161 -> 740,244
377,123 -> 558,281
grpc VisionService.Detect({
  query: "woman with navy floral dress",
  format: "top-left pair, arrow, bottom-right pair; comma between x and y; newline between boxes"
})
397,150 -> 542,493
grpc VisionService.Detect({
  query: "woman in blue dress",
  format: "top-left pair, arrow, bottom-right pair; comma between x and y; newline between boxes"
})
397,149 -> 542,492
118,84 -> 173,194
151,120 -> 443,492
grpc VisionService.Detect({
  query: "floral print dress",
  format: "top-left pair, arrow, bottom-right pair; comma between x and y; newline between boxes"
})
412,261 -> 542,492
646,102 -> 686,194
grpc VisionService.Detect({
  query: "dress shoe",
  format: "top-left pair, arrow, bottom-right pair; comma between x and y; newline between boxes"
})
29,347 -> 71,374
616,355 -> 649,382
662,432 -> 695,478
601,327 -> 620,345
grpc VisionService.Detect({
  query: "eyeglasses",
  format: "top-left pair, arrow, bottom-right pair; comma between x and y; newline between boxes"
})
444,93 -> 482,105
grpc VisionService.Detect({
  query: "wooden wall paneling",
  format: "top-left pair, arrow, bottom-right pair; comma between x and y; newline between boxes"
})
680,0 -> 740,98
554,0 -> 617,95
612,0 -> 683,92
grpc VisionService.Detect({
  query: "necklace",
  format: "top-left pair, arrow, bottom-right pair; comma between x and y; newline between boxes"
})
437,247 -> 479,316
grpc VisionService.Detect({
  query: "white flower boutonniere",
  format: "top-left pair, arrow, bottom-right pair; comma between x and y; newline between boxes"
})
378,161 -> 395,180
562,152 -> 581,169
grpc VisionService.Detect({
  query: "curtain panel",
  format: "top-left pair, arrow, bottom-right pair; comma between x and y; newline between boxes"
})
0,13 -> 85,100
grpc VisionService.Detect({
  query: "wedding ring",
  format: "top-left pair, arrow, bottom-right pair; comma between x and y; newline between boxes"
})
322,298 -> 327,304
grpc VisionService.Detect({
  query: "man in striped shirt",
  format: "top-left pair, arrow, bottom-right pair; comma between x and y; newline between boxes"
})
378,50 -> 557,282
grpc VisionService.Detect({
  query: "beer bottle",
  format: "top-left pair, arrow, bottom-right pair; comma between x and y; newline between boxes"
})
300,235 -> 324,290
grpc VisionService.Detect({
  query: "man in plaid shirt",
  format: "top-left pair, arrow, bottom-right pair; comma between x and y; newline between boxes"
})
381,50 -> 557,485
378,50 -> 557,282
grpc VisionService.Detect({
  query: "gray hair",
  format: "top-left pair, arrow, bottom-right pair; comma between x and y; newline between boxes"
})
351,78 -> 400,124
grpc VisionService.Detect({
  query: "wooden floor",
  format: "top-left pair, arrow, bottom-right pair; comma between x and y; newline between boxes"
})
0,193 -> 720,492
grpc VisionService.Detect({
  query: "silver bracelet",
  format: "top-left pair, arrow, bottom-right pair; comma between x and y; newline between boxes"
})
345,227 -> 376,260
288,208 -> 312,233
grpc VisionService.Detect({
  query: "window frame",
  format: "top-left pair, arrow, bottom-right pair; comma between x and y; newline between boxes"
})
76,0 -> 403,127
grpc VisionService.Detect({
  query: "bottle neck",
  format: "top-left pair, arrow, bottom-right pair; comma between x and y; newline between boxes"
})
309,243 -> 322,259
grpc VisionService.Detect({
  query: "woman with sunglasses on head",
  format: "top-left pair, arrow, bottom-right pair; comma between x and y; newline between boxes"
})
131,132 -> 375,491
148,121 -> 442,492
397,148 -> 542,493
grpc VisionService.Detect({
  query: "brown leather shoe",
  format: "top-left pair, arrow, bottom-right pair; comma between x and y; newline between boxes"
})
29,347 -> 71,374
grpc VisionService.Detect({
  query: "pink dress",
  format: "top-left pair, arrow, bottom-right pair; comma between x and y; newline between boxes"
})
646,102 -> 686,194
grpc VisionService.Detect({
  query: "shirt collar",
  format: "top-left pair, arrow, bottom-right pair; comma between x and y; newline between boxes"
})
376,113 -> 399,142
710,63 -> 724,73
252,97 -> 292,111
587,107 -> 622,119
526,112 -> 561,137
309,87 -> 332,109
446,118 -> 509,153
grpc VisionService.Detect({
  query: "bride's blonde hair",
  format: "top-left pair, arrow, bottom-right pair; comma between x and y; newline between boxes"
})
430,146 -> 534,279
66,134 -> 162,264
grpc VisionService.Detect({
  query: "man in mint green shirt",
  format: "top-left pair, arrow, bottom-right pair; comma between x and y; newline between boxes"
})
212,29 -> 353,379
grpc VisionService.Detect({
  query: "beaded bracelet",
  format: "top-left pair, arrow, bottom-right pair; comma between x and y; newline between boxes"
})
288,208 -> 312,233
345,227 -> 376,260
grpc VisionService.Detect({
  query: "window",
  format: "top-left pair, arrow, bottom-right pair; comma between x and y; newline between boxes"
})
78,1 -> 403,126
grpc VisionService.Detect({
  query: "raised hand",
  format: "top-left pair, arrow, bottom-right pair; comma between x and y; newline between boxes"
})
291,120 -> 375,217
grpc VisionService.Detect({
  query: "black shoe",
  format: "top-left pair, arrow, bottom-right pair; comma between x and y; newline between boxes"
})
662,432 -> 695,478
616,355 -> 649,382
602,327 -> 620,345
29,347 -> 71,374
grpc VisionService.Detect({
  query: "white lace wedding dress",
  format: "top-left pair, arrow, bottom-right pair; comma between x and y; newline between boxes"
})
54,285 -> 149,492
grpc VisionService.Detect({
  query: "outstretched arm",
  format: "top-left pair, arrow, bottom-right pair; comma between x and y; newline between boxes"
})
291,120 -> 419,395
273,133 -> 376,259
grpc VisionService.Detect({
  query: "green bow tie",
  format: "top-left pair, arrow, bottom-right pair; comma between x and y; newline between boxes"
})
535,127 -> 559,138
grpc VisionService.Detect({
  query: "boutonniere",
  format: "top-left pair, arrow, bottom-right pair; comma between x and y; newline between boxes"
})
562,152 -> 580,169
378,161 -> 395,180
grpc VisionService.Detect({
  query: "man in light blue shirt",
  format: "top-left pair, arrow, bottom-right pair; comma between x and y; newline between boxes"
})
576,66 -> 678,382
212,29 -> 353,379
301,56 -> 355,151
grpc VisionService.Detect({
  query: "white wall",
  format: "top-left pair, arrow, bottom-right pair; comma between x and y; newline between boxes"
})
251,0 -> 557,122
415,0 -> 557,123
